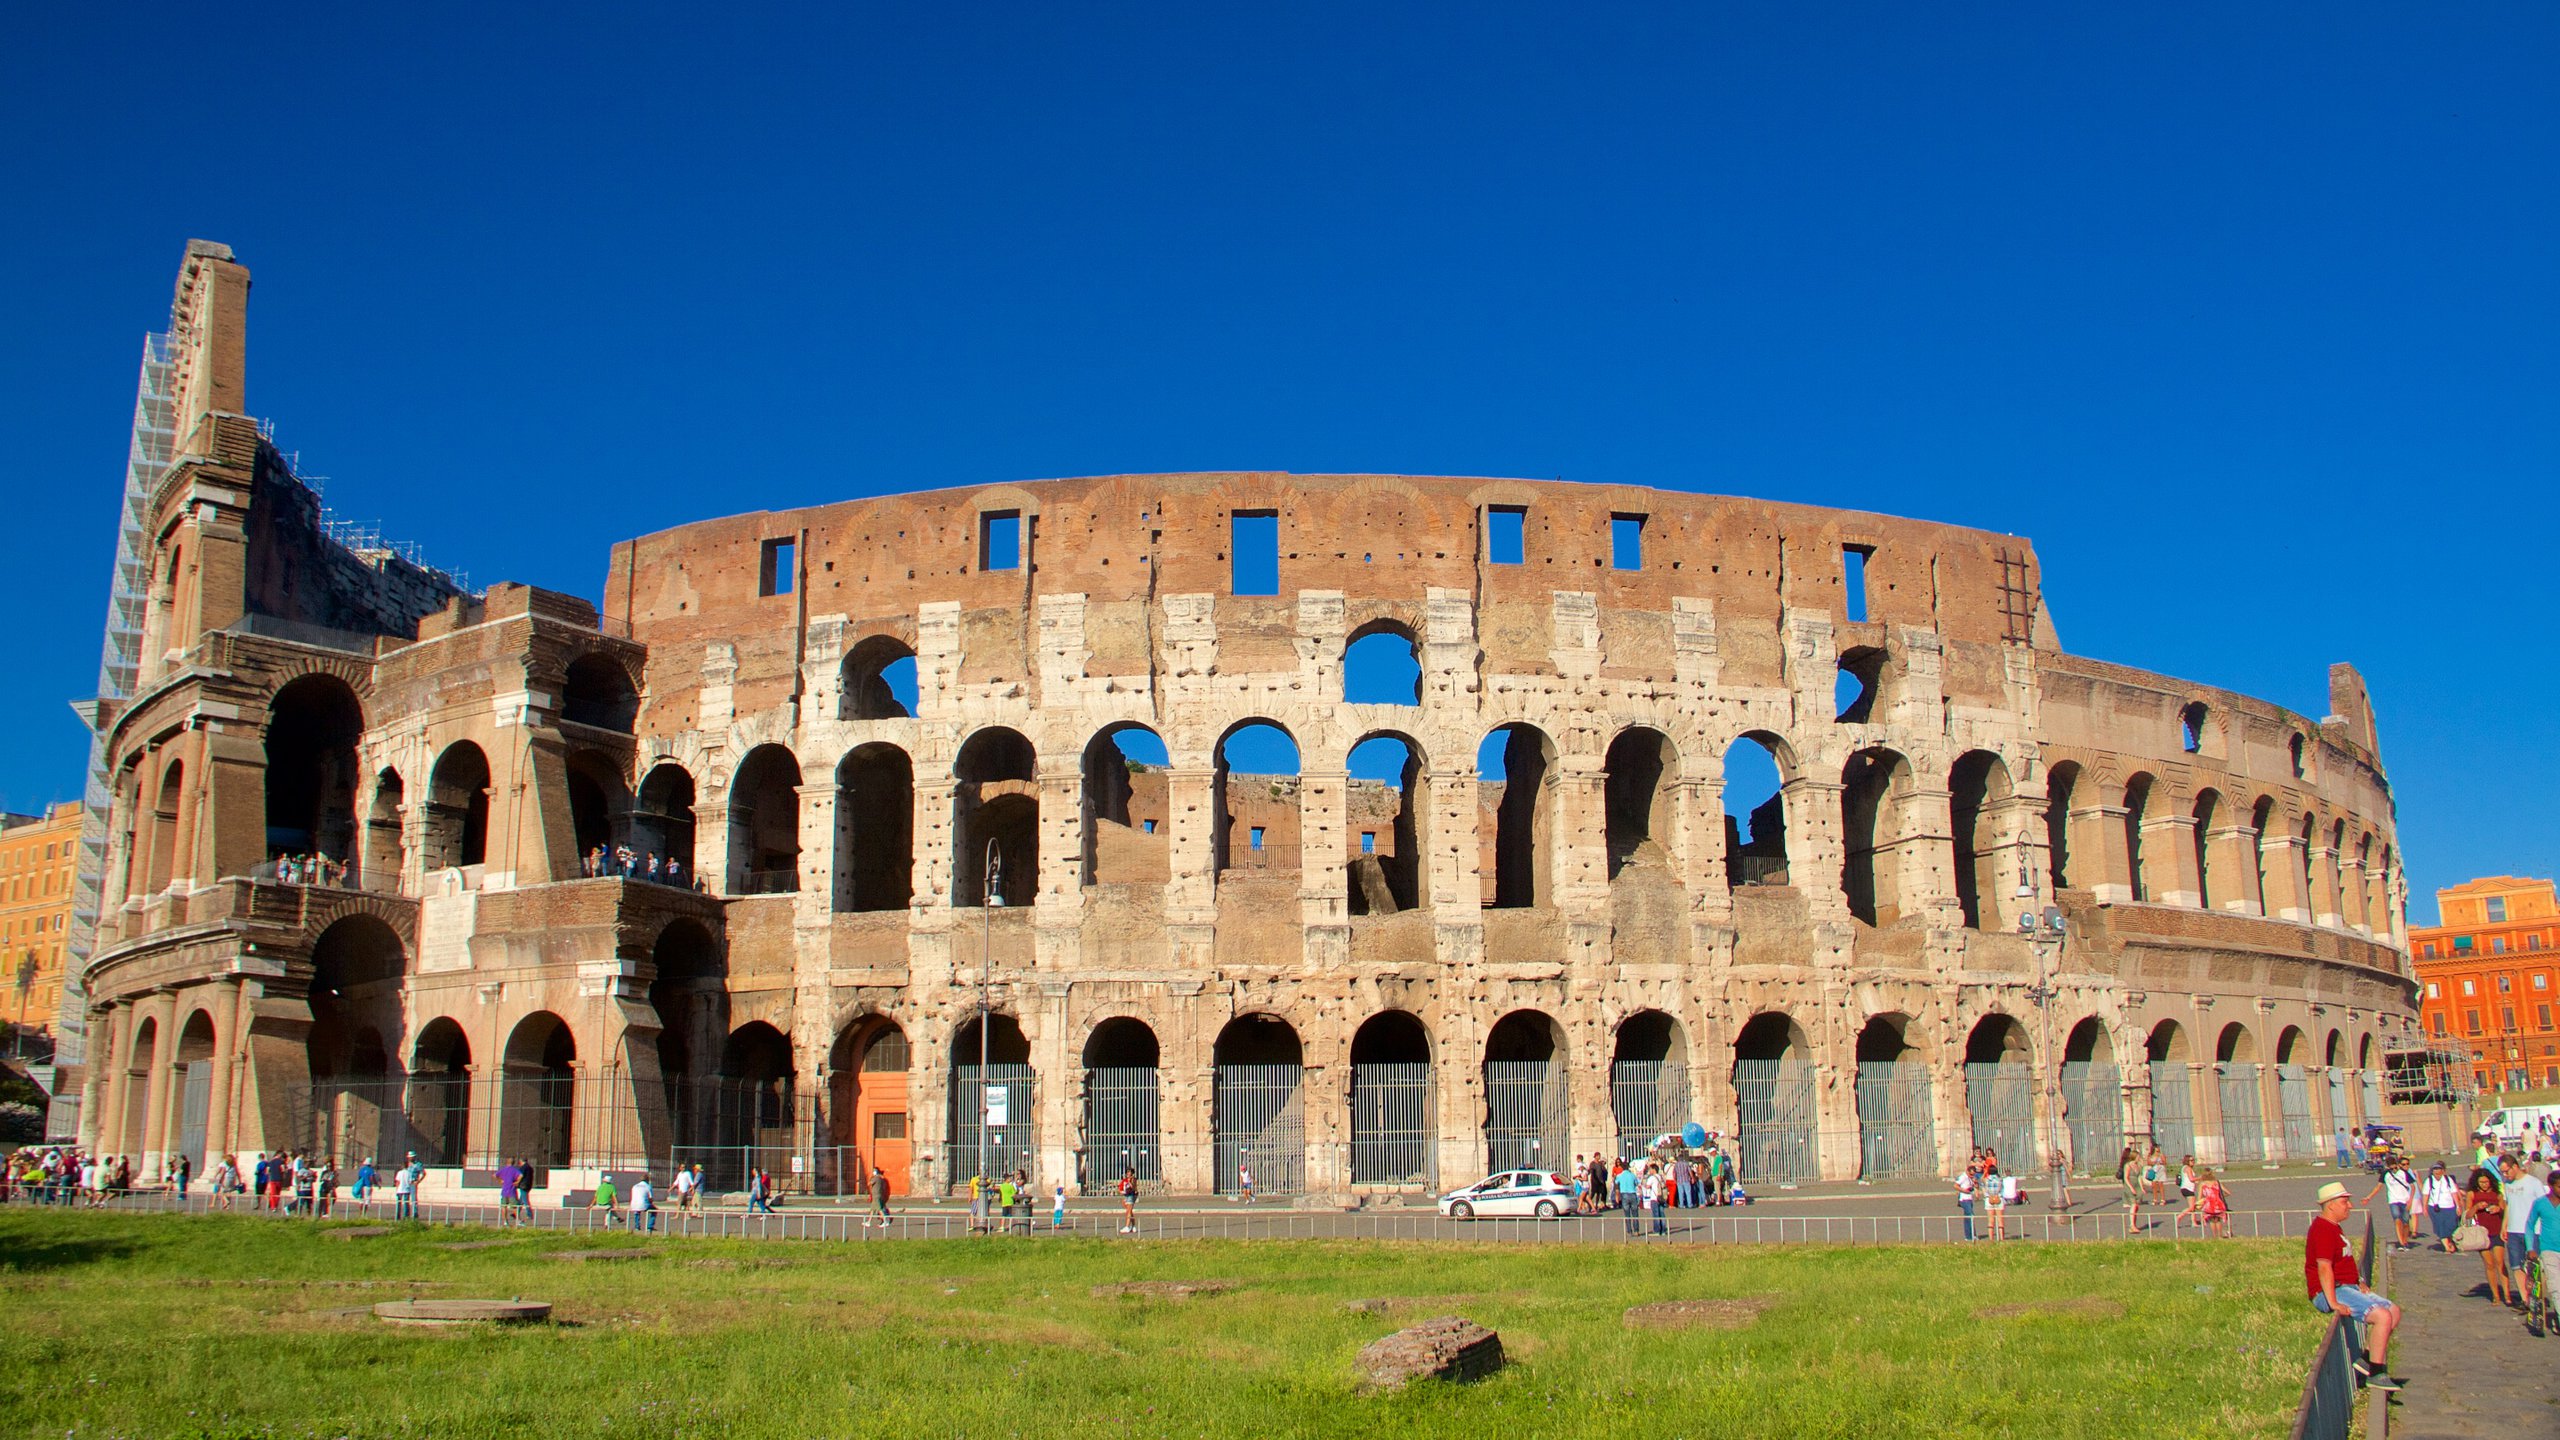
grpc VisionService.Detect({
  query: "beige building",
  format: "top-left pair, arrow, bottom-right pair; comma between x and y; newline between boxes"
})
2,802 -> 81,1042
75,242 -> 2420,1197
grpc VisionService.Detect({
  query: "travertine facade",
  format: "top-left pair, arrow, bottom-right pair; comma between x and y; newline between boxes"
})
76,244 -> 2422,1198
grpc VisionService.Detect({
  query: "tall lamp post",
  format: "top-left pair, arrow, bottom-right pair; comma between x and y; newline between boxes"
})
2015,857 -> 2069,1210
977,839 -> 1003,1195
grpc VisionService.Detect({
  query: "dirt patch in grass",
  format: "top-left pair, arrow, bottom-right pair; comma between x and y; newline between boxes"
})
1622,1296 -> 1780,1330
1091,1280 -> 1238,1300
1974,1296 -> 2125,1321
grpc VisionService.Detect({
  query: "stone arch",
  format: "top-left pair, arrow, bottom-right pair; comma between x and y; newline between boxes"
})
1732,1011 -> 1817,1183
2060,1016 -> 2123,1172
144,757 -> 187,894
634,763 -> 697,881
834,742 -> 914,912
565,747 -> 631,864
830,1014 -> 913,1194
264,673 -> 364,865
2215,1021 -> 2265,1163
1854,1012 -> 1936,1179
1080,1016 -> 1162,1184
169,1007 -> 219,1171
1481,1009 -> 1568,1172
1841,747 -> 1917,926
1346,730 -> 1427,913
121,1013 -> 160,1154
1962,1012 -> 2036,1159
2275,1025 -> 2308,1066
709,1020 -> 795,1186
305,909 -> 409,1157
2044,760 -> 2081,891
1082,724 -> 1169,887
362,768 -> 404,888
648,918 -> 726,1155
1479,723 -> 1556,908
2249,795 -> 2279,916
1214,720 -> 1300,880
561,652 -> 639,731
1948,749 -> 2012,930
2324,1029 -> 2345,1067
1343,621 -> 1422,706
728,744 -> 803,894
2191,788 -> 2223,911
2121,773 -> 2157,902
1213,1014 -> 1306,1194
424,742 -> 491,872
2216,1022 -> 2257,1064
1723,732 -> 1792,889
499,1011 -> 576,1171
2179,700 -> 2209,754
840,634 -> 918,720
1603,727 -> 1679,880
409,1016 -> 473,1166
950,1011 -> 1035,1188
1609,1009 -> 1690,1156
1835,644 -> 1889,723
954,726 -> 1037,906
1348,1011 -> 1432,1186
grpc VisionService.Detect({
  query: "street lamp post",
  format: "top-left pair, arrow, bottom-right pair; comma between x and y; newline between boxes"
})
2015,856 -> 2070,1210
977,839 -> 1003,1195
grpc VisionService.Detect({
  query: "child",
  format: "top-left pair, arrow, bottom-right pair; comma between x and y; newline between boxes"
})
1052,1180 -> 1067,1229
2198,1168 -> 2229,1238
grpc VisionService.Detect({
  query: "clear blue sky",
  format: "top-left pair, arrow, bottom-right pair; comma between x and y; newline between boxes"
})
3,5 -> 2553,922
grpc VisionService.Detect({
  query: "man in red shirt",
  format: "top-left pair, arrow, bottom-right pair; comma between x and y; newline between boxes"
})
2305,1180 -> 2402,1392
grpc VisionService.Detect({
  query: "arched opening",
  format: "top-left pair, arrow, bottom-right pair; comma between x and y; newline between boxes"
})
1349,1012 -> 1432,1185
1962,1014 -> 2036,1159
833,743 -> 914,912
2044,761 -> 2080,891
1479,724 -> 1555,908
950,1013 -> 1035,1189
561,654 -> 639,730
264,674 -> 364,864
634,765 -> 698,883
2249,796 -> 2278,917
1841,747 -> 1915,926
120,1015 -> 159,1155
304,914 -> 407,1164
499,1012 -> 577,1174
1081,1018 -> 1161,1186
144,760 -> 185,894
2145,1019 -> 2196,1159
2191,789 -> 2221,910
1733,1012 -> 1817,1183
2121,774 -> 2155,902
728,745 -> 803,894
363,769 -> 404,888
409,1018 -> 472,1166
1346,733 -> 1426,914
1213,1015 -> 1305,1195
2060,1019 -> 2122,1173
1343,623 -> 1422,705
2294,813 -> 2317,920
424,742 -> 491,872
2217,1022 -> 2264,1163
649,919 -> 726,1159
708,1021 -> 795,1189
1609,1010 -> 1690,1159
839,635 -> 918,720
953,728 -> 1037,907
1081,725 -> 1170,887
2275,1024 -> 2316,1160
1948,750 -> 2012,930
1855,1014 -> 1935,1178
171,1009 -> 218,1173
566,749 -> 630,866
2179,701 -> 2208,754
2324,1029 -> 2350,1143
1481,1010 -> 1567,1172
1214,722 -> 1300,880
1603,727 -> 1678,880
1835,645 -> 1885,723
829,1017 -> 913,1196
2289,731 -> 2308,778
1722,734 -> 1791,889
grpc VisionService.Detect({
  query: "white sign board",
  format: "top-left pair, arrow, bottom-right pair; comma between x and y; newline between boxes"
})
986,1084 -> 1010,1127
790,1155 -> 806,1175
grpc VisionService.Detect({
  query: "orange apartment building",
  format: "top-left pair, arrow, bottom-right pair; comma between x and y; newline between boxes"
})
2412,876 -> 2560,1093
0,801 -> 82,1043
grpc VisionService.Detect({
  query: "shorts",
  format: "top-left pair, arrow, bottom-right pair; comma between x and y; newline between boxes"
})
2429,1207 -> 2460,1241
2311,1285 -> 2395,1322
2388,1202 -> 2408,1221
2507,1234 -> 2533,1272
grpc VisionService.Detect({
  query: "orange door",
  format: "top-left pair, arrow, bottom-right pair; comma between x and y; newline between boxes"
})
854,1070 -> 912,1196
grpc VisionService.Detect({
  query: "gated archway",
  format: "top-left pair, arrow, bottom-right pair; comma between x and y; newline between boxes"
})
499,1012 -> 576,1173
1855,1014 -> 1936,1179
950,1013 -> 1035,1189
2060,1018 -> 2122,1174
829,1017 -> 911,1195
2217,1023 -> 2264,1163
1348,1012 -> 1432,1187
1081,1018 -> 1160,1185
1213,1015 -> 1305,1195
1732,1012 -> 1817,1184
1962,1014 -> 2036,1161
2274,1026 -> 2316,1161
2146,1021 -> 2196,1159
1610,1010 -> 1690,1159
1482,1010 -> 1568,1174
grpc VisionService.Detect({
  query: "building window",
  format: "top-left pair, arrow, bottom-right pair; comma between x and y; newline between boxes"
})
2500,974 -> 2514,992
981,511 -> 1022,572
2466,1010 -> 2482,1036
1842,545 -> 1873,622
2462,979 -> 2477,996
1249,826 -> 1266,852
2426,982 -> 2440,999
2489,896 -> 2509,922
758,537 -> 796,597
2539,1005 -> 2553,1030
1229,511 -> 1278,595
2422,944 -> 2437,958
1486,506 -> 1526,565
2494,937 -> 2509,954
2536,972 -> 2550,989
1360,831 -> 1376,855
2530,934 -> 2546,951
1140,819 -> 1157,834
2503,1007 -> 2518,1030
2456,936 -> 2474,951
2430,1013 -> 2446,1036
1610,514 -> 1644,571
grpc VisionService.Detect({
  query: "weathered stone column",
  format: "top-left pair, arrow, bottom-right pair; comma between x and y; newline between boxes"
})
2261,827 -> 2311,922
2147,812 -> 2201,909
2077,801 -> 2132,905
694,799 -> 735,898
203,980 -> 245,1164
136,991 -> 179,1178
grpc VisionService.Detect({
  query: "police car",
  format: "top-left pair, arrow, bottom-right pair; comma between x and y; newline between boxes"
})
1437,1169 -> 1575,1220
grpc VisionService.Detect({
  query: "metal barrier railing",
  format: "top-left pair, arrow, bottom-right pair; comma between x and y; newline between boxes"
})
2288,1210 -> 2377,1440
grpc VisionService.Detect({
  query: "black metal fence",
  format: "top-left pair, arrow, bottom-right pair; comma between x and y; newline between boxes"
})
1349,1062 -> 1432,1186
2288,1210 -> 2377,1440
1610,1061 -> 1690,1160
1855,1060 -> 1936,1179
1733,1058 -> 1819,1184
2222,1063 -> 2267,1163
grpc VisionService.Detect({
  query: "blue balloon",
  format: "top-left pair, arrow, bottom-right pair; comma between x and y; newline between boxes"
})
1682,1122 -> 1708,1148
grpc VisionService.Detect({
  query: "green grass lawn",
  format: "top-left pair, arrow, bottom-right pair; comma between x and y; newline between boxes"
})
0,1209 -> 2310,1439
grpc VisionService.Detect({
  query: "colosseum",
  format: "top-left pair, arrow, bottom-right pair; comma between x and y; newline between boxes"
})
72,243 -> 2423,1201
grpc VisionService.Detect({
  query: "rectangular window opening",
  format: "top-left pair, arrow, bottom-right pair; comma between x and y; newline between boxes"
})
1842,545 -> 1874,622
981,511 -> 1022,572
2488,896 -> 2509,921
1360,831 -> 1376,855
759,537 -> 796,597
1249,825 -> 1266,852
1230,510 -> 1279,595
1487,506 -> 1526,565
1611,514 -> 1644,572
1141,819 -> 1157,834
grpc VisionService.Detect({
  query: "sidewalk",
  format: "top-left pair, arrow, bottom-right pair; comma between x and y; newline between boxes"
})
2369,1224 -> 2559,1437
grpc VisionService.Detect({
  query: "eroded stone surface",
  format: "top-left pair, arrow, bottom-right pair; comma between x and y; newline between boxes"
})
1090,1280 -> 1235,1300
373,1299 -> 552,1326
1358,1316 -> 1504,1389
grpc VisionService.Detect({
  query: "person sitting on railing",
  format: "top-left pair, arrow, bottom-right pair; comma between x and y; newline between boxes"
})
2307,1181 -> 2401,1392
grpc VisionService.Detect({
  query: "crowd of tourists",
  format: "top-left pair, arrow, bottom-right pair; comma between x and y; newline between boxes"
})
2,1146 -> 135,1205
269,852 -> 352,888
580,845 -> 702,889
1562,1143 -> 1751,1234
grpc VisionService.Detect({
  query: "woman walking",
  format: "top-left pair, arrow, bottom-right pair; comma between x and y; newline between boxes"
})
1983,1161 -> 2007,1241
2464,1167 -> 2510,1307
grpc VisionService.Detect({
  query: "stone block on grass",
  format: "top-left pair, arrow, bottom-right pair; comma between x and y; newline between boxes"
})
1358,1316 -> 1503,1390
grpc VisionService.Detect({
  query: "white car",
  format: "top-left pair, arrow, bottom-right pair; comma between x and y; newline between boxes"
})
1438,1169 -> 1575,1220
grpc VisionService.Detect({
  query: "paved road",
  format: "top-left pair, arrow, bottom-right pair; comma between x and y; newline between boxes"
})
2371,1220 -> 2560,1438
